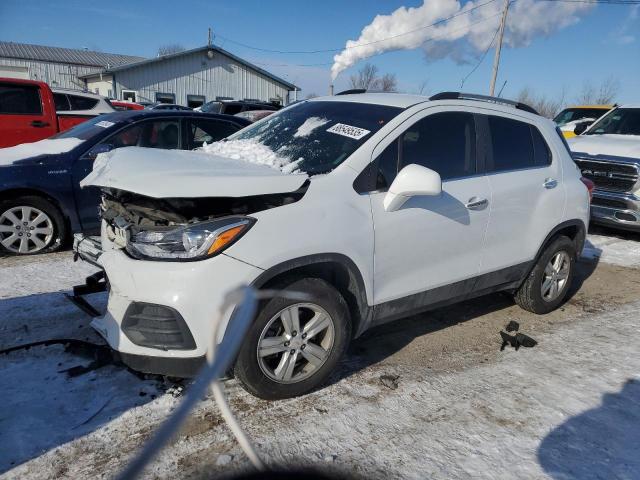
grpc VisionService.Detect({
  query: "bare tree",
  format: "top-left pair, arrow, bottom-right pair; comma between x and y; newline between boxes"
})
575,77 -> 620,105
379,73 -> 398,92
157,44 -> 186,56
416,79 -> 430,95
516,87 -> 564,118
349,63 -> 380,90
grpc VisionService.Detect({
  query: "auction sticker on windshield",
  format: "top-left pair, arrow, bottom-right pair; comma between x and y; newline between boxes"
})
96,121 -> 115,128
327,123 -> 371,140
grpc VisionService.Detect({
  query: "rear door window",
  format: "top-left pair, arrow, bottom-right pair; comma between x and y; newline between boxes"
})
0,83 -> 42,114
97,119 -> 181,150
400,112 -> 477,180
188,118 -> 240,148
486,116 -> 536,172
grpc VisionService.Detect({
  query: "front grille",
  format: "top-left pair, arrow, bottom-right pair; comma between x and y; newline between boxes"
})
591,197 -> 628,209
574,158 -> 639,192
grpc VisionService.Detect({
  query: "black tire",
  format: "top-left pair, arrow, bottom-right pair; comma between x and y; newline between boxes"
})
514,235 -> 576,314
0,195 -> 67,255
234,278 -> 351,400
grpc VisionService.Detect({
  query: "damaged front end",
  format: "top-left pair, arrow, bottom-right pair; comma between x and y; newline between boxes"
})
99,183 -> 308,261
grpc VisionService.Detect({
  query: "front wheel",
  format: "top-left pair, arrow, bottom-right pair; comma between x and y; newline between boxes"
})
234,278 -> 351,400
0,196 -> 67,255
514,235 -> 576,314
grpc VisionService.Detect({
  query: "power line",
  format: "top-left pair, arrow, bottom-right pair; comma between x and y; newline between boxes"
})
460,24 -> 501,89
245,11 -> 506,69
215,0 -> 501,55
543,0 -> 640,3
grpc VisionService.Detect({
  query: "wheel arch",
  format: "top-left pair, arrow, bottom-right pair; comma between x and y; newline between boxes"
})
251,253 -> 373,339
523,219 -> 586,285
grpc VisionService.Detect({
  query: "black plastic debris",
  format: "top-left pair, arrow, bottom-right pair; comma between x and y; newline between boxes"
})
380,374 -> 400,390
506,320 -> 520,332
500,331 -> 538,351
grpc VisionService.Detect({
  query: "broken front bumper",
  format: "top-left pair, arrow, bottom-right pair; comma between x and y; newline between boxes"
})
73,233 -> 103,267
92,246 -> 263,373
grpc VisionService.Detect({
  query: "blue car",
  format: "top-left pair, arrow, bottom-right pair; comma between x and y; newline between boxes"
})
0,110 -> 250,255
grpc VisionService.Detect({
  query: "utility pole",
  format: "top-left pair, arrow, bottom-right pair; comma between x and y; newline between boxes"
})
489,0 -> 510,96
208,27 -> 213,48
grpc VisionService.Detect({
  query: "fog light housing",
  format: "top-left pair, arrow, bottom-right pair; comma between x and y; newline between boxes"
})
122,302 -> 196,350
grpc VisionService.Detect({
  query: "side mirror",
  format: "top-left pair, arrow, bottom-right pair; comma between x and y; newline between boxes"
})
84,143 -> 113,160
383,164 -> 442,212
573,120 -> 592,136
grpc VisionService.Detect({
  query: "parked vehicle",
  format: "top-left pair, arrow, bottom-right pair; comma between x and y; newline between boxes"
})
198,99 -> 280,115
146,103 -> 192,111
75,92 -> 590,399
0,110 -> 250,254
569,106 -> 640,231
110,100 -> 145,111
52,88 -> 115,131
554,105 -> 613,139
0,78 -> 113,148
235,109 -> 275,122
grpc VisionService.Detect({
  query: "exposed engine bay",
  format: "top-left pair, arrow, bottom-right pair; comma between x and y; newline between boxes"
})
100,181 -> 309,234
98,181 -> 309,261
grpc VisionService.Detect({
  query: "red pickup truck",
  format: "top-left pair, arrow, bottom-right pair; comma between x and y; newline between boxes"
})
0,78 -> 114,148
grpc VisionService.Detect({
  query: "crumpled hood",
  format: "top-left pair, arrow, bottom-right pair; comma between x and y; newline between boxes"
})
80,146 -> 309,198
0,138 -> 83,166
568,134 -> 640,159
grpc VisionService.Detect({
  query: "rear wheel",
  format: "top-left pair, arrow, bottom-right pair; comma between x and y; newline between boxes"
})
514,235 -> 575,314
0,196 -> 67,255
234,278 -> 351,400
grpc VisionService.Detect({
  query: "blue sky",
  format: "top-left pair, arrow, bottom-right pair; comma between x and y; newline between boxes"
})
1,0 -> 638,103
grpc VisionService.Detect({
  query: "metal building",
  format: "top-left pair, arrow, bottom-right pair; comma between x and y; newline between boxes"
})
0,42 -> 298,107
82,45 -> 298,107
0,41 -> 143,91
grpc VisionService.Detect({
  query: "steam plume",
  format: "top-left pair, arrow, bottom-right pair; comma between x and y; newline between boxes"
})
331,0 -> 593,80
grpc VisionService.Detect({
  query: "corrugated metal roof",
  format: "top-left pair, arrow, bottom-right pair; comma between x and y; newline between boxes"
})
0,41 -> 145,68
104,45 -> 298,90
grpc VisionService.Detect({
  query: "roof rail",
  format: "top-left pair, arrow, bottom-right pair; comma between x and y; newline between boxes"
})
335,88 -> 367,96
429,91 -> 539,115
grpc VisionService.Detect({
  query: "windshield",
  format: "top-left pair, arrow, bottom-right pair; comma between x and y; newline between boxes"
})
554,108 -> 609,126
51,114 -> 124,140
585,108 -> 640,135
201,101 -> 222,113
223,100 -> 402,175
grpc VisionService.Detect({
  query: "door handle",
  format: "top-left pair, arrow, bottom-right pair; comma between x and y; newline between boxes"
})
465,197 -> 489,210
543,178 -> 558,189
30,120 -> 50,128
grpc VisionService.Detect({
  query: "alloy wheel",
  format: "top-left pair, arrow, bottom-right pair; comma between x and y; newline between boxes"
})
541,251 -> 570,302
257,303 -> 335,384
0,206 -> 54,254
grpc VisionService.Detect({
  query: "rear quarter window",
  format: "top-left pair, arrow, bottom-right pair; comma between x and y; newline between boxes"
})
68,95 -> 99,111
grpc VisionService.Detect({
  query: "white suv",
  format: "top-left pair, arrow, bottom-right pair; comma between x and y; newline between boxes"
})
78,92 -> 590,399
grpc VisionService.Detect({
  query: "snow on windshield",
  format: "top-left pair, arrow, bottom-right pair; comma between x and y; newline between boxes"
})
201,139 -> 302,174
293,116 -> 330,138
0,138 -> 83,166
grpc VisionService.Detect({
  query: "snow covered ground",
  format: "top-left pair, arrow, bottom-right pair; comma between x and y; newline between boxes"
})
1,229 -> 639,479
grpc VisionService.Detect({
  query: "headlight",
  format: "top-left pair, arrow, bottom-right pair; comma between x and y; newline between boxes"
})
127,216 -> 255,261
